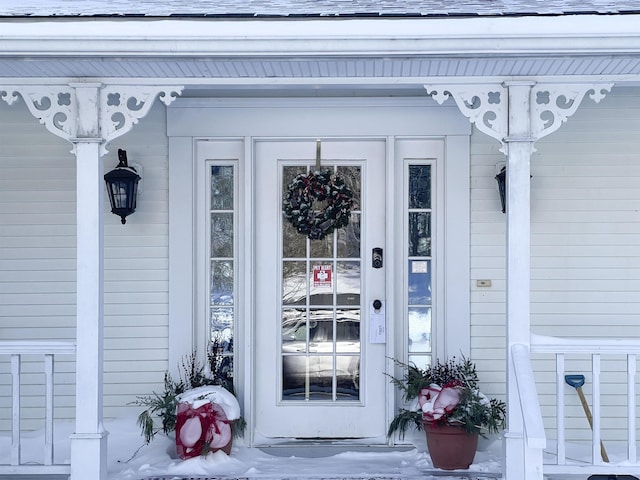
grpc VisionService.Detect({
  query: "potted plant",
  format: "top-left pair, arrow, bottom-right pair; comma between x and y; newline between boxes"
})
387,356 -> 506,470
133,337 -> 246,458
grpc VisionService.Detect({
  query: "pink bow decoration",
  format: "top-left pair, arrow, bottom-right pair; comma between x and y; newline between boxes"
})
175,401 -> 232,459
418,384 -> 461,423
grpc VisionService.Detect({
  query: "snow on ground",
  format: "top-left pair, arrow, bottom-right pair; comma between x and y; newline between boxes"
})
0,416 -> 504,479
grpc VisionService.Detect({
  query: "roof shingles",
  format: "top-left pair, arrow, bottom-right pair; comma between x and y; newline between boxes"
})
1,0 -> 639,18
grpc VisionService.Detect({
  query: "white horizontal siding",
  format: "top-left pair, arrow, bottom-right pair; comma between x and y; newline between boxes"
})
0,101 -> 170,430
102,101 -> 170,420
470,85 -> 640,444
0,103 -> 76,431
469,121 -> 508,402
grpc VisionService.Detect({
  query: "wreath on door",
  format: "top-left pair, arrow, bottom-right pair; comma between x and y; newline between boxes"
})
283,170 -> 354,240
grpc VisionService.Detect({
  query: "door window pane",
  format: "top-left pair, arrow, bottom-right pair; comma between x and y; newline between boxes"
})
336,309 -> 360,353
408,259 -> 431,305
309,262 -> 334,306
210,307 -> 233,333
408,307 -> 431,353
336,356 -> 360,400
283,219 -> 306,258
282,261 -> 307,306
211,213 -> 234,257
282,356 -> 308,400
210,166 -> 234,210
337,213 -> 361,258
282,308 -> 307,353
409,165 -> 431,209
309,312 -> 333,351
307,355 -> 334,400
211,260 -> 233,306
408,212 -> 431,257
281,163 -> 362,402
310,236 -> 333,258
336,166 -> 361,211
336,262 -> 360,305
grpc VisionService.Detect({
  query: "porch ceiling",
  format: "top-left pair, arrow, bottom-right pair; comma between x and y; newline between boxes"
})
2,55 -> 640,84
0,15 -> 639,89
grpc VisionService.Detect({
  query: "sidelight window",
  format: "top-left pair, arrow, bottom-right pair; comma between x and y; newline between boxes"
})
406,164 -> 433,369
208,164 -> 236,377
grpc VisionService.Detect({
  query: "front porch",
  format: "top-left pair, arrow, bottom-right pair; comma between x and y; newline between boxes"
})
0,408 -> 504,480
1,6 -> 640,480
2,336 -> 639,480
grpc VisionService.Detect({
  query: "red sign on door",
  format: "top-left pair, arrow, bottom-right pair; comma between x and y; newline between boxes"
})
312,265 -> 332,287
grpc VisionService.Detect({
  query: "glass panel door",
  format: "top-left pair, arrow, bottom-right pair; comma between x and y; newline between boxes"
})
254,139 -> 387,442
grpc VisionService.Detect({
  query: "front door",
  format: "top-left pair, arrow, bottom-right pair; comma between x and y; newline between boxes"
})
254,139 -> 387,443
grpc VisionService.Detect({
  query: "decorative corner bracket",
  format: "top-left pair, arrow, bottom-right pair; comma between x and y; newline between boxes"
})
530,83 -> 613,141
100,85 -> 183,155
0,84 -> 183,155
1,85 -> 77,144
425,82 -> 613,155
425,84 -> 508,154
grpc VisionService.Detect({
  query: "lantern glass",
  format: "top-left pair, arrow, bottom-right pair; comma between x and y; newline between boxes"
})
495,166 -> 506,214
104,149 -> 140,224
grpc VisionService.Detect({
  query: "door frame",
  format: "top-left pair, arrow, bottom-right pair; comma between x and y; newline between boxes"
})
166,97 -> 471,447
252,138 -> 388,442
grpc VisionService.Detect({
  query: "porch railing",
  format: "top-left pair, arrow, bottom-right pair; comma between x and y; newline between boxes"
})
512,343 -> 546,449
0,340 -> 76,476
528,334 -> 640,478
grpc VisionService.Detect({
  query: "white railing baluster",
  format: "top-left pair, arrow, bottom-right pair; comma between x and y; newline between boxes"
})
592,354 -> 602,464
44,353 -> 54,466
11,354 -> 21,466
556,353 -> 566,464
531,334 -> 640,478
628,354 -> 636,463
0,340 -> 75,476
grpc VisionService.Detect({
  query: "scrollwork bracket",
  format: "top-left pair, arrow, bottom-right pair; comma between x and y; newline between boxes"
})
1,86 -> 77,144
425,82 -> 613,155
426,84 -> 508,154
0,84 -> 183,154
100,86 -> 183,155
530,83 -> 613,141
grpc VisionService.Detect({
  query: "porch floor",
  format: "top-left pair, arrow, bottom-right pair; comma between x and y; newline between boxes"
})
1,418 -> 504,480
117,435 -> 502,480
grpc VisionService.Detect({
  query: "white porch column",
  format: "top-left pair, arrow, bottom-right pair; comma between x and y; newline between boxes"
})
502,81 -> 540,480
1,82 -> 182,480
69,84 -> 108,480
425,80 -> 613,480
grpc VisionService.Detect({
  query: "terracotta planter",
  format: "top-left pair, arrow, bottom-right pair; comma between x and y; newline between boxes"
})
424,423 -> 479,470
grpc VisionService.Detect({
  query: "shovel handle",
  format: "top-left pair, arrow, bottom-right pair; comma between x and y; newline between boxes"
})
575,386 -> 609,463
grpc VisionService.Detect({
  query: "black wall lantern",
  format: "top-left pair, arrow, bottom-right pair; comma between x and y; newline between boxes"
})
104,149 -> 141,224
495,166 -> 507,214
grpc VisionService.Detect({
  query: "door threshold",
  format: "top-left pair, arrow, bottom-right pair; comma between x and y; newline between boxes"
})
258,444 -> 415,458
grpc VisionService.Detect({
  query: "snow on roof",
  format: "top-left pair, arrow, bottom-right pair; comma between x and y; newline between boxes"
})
2,0 -> 639,18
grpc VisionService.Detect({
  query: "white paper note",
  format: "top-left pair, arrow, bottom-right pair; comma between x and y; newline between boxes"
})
369,301 -> 386,344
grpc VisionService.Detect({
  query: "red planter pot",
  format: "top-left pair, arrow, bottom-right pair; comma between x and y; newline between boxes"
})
423,423 -> 479,470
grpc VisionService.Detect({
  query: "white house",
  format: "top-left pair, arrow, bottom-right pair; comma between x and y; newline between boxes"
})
1,1 -> 640,479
